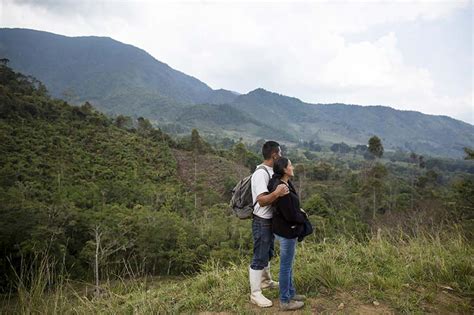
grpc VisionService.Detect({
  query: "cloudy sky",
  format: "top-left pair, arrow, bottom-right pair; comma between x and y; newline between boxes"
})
1,0 -> 473,123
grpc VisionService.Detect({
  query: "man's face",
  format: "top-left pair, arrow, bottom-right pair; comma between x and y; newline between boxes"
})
272,147 -> 282,160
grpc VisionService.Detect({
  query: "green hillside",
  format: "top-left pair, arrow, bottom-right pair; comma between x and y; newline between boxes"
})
1,28 -> 473,158
0,64 -> 252,290
0,28 -> 237,108
175,103 -> 296,141
231,88 -> 474,158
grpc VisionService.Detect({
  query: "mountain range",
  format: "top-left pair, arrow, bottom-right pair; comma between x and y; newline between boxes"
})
1,28 -> 473,158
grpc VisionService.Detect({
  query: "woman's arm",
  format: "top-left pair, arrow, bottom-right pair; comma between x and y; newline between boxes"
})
276,193 -> 306,224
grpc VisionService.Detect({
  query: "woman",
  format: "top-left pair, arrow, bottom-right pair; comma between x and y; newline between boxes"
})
268,157 -> 306,311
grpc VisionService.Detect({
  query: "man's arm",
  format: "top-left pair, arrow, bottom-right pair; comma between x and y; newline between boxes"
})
257,184 -> 288,207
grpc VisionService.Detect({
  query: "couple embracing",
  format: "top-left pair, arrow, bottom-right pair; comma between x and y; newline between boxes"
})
249,141 -> 309,311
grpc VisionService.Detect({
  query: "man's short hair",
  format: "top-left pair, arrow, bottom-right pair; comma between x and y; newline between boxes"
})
262,141 -> 280,160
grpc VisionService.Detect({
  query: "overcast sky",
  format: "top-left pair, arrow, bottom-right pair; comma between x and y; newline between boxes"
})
1,0 -> 473,124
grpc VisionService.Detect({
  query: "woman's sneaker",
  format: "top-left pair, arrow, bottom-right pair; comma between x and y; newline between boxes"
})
291,294 -> 306,301
280,300 -> 304,311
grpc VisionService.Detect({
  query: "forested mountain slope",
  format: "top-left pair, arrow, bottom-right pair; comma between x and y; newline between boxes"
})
1,28 -> 473,158
230,88 -> 474,157
0,28 -> 238,113
0,64 -> 247,289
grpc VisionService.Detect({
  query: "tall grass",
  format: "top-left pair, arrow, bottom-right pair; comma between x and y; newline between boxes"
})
2,251 -> 69,314
295,228 -> 473,313
1,228 -> 472,314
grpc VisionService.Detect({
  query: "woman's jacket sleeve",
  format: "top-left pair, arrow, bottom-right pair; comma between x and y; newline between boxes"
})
275,194 -> 306,224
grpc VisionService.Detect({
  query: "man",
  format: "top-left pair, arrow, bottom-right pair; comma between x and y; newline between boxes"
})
249,141 -> 289,307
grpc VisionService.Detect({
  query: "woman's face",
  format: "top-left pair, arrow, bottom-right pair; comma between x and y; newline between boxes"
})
284,160 -> 294,177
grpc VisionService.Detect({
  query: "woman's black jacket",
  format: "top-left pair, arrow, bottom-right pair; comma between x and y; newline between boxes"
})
268,177 -> 306,239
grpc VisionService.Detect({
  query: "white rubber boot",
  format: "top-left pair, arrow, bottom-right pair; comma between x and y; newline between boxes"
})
261,263 -> 279,289
249,267 -> 273,307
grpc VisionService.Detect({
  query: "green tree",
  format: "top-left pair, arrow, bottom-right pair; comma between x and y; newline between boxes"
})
191,129 -> 203,210
451,176 -> 474,238
367,136 -> 384,159
233,141 -> 247,165
115,115 -> 133,129
303,193 -> 331,217
330,142 -> 351,154
362,136 -> 386,219
137,117 -> 153,136
409,152 -> 426,210
464,147 -> 474,160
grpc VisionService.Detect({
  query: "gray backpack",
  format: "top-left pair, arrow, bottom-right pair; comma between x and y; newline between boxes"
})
229,165 -> 271,219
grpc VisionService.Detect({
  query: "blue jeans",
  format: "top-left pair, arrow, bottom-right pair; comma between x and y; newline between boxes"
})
250,216 -> 274,270
275,234 -> 297,303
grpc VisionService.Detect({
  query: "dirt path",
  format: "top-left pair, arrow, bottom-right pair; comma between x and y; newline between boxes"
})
244,296 -> 393,314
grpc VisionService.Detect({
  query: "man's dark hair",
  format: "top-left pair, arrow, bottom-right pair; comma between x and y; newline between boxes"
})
262,141 -> 280,160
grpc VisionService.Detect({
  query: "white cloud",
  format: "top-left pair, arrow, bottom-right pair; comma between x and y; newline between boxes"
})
315,32 -> 435,101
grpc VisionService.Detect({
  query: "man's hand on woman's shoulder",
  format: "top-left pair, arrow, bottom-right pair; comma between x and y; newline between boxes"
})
275,184 -> 289,197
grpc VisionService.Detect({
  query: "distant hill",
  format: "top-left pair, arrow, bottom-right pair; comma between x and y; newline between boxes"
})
0,28 -> 237,111
176,103 -> 297,141
1,28 -> 473,158
229,88 -> 474,157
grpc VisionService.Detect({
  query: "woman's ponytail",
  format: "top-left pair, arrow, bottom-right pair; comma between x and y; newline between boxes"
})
272,173 -> 283,180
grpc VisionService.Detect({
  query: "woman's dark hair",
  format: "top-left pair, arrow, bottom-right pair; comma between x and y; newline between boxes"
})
262,141 -> 280,160
272,157 -> 289,180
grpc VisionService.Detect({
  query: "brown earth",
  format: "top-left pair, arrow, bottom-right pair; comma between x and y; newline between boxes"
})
243,292 -> 394,315
200,289 -> 472,314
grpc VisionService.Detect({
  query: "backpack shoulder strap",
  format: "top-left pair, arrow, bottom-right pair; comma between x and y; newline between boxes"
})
255,165 -> 271,180
252,165 -> 272,208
